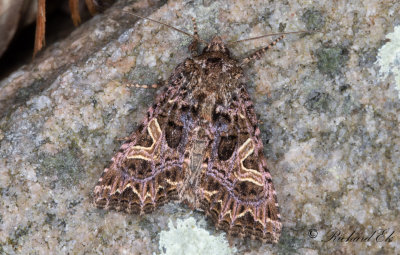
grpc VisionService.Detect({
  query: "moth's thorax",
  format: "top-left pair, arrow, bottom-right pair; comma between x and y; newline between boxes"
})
191,36 -> 243,92
181,49 -> 244,121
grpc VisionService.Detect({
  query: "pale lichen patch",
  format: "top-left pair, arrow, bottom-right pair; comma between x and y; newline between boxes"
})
158,217 -> 235,255
376,25 -> 400,99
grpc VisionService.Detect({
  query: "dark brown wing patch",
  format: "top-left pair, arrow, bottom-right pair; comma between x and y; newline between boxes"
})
94,79 -> 189,214
197,86 -> 281,242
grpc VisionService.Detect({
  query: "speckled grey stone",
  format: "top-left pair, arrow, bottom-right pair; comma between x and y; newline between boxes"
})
317,46 -> 349,77
0,0 -> 399,254
302,9 -> 325,31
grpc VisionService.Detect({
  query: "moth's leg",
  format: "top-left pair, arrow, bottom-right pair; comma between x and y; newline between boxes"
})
188,17 -> 200,56
116,136 -> 130,141
125,83 -> 160,89
240,35 -> 285,65
116,81 -> 161,141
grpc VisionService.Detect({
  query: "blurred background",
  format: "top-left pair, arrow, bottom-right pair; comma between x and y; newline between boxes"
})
0,0 -> 114,80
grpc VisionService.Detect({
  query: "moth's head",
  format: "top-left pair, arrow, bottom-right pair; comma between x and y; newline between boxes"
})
203,36 -> 230,55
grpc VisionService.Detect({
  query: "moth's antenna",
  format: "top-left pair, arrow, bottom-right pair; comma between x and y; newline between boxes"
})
122,11 -> 207,44
229,30 -> 318,44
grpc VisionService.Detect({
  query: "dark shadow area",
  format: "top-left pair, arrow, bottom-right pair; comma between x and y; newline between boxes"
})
0,4 -> 92,80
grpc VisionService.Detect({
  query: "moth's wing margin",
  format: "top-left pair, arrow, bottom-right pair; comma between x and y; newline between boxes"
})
197,85 -> 282,242
94,67 -> 190,214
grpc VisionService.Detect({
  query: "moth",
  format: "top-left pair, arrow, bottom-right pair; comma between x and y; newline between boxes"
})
92,14 -> 303,243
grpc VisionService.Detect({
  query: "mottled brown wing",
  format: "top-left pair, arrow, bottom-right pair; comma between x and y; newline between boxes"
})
93,65 -> 190,214
197,85 -> 282,242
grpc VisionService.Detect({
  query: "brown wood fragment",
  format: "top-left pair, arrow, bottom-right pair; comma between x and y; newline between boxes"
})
33,0 -> 46,57
85,0 -> 98,16
69,0 -> 81,27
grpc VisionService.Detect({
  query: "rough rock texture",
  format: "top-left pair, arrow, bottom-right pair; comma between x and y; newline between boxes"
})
0,0 -> 399,254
